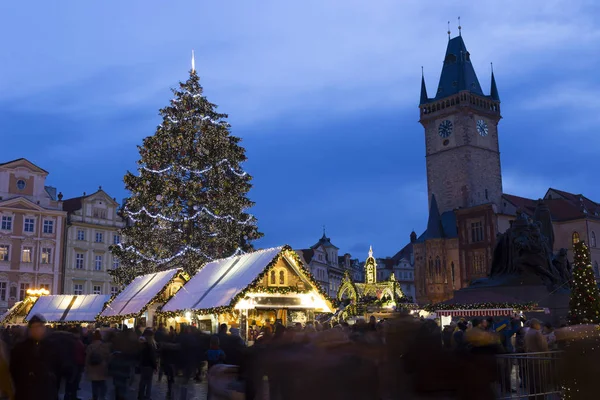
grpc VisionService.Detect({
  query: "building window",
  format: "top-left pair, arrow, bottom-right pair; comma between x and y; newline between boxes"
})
16,179 -> 26,190
572,232 -> 580,246
74,284 -> 83,295
592,231 -> 597,248
77,230 -> 85,241
0,245 -> 9,262
95,232 -> 103,243
112,257 -> 120,269
113,235 -> 121,245
279,270 -> 285,285
92,285 -> 102,294
594,261 -> 599,277
75,253 -> 84,269
472,254 -> 486,274
93,208 -> 107,219
1,216 -> 12,231
95,255 -> 103,271
0,282 -> 6,301
41,248 -> 52,264
43,220 -> 54,234
19,283 -> 30,301
111,286 -> 119,296
471,221 -> 484,243
23,218 -> 35,233
21,247 -> 32,263
270,270 -> 276,285
40,284 -> 50,293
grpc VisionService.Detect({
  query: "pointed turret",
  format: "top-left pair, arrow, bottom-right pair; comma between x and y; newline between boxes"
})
435,35 -> 483,100
425,194 -> 445,239
490,71 -> 500,101
420,73 -> 429,105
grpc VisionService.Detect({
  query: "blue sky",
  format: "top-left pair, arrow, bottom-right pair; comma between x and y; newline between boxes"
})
1,1 -> 599,259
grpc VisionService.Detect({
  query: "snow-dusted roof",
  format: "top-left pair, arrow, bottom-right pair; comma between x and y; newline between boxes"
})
162,247 -> 284,312
26,295 -> 111,323
100,268 -> 181,318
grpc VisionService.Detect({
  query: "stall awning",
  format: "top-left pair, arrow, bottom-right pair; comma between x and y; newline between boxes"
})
26,295 -> 111,323
436,308 -> 515,317
100,268 -> 181,319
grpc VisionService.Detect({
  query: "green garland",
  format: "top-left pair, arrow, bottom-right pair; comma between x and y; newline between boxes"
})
157,245 -> 334,318
423,301 -> 538,312
98,270 -> 189,323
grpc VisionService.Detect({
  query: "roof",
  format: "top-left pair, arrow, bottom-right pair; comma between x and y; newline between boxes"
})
0,158 -> 48,174
490,71 -> 500,101
26,295 -> 111,323
503,191 -> 600,222
391,242 -> 413,263
417,195 -> 458,242
433,35 -> 484,101
100,268 -> 181,319
298,249 -> 314,265
545,188 -> 600,216
311,233 -> 339,250
62,189 -> 118,213
162,247 -> 285,312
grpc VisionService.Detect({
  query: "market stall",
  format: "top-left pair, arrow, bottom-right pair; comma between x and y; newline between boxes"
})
25,294 -> 111,324
159,245 -> 333,339
98,268 -> 187,328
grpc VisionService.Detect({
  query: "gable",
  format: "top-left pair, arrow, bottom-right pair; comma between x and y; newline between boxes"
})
0,158 -> 48,175
0,197 -> 47,212
86,190 -> 118,207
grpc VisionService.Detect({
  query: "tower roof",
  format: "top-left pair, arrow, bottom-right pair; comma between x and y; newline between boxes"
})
420,73 -> 429,105
425,194 -> 444,239
434,35 -> 483,101
311,232 -> 339,250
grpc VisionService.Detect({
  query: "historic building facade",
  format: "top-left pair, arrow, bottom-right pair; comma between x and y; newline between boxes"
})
62,189 -> 126,296
0,159 -> 66,312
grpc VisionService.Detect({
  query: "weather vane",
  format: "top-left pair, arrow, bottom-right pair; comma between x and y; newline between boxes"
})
447,21 -> 451,39
458,16 -> 462,36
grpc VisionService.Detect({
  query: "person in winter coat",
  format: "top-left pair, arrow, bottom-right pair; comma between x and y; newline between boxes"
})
9,315 -> 59,400
138,329 -> 158,400
0,338 -> 13,400
85,331 -> 111,400
109,331 -> 134,400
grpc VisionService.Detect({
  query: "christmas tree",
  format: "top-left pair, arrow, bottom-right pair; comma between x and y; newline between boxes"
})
110,64 -> 262,285
568,240 -> 600,324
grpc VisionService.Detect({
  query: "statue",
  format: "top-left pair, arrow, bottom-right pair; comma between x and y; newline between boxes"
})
533,199 -> 554,250
491,209 -> 570,289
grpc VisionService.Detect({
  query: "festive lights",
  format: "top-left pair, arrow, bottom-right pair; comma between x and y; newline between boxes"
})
112,243 -> 244,266
423,301 -> 538,313
141,158 -> 248,177
568,241 -> 600,325
123,205 -> 254,224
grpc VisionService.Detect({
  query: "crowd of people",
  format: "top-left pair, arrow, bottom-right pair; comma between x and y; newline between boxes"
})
0,311 -> 598,400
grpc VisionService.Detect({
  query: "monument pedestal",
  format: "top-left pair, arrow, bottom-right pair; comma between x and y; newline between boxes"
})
450,274 -> 570,325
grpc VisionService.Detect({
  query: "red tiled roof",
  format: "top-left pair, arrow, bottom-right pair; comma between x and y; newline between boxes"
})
503,191 -> 600,222
62,196 -> 85,213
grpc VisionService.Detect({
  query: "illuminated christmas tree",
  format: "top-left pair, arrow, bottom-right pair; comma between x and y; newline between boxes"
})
568,240 -> 600,324
110,60 -> 262,285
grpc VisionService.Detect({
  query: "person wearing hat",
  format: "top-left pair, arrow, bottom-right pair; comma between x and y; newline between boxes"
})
9,314 -> 58,400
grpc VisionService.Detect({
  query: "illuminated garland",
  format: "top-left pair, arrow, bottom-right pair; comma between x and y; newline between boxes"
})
124,205 -> 254,225
1,298 -> 35,325
423,301 -> 538,312
158,245 -> 334,318
141,158 -> 248,178
113,242 -> 244,266
568,241 -> 600,324
98,270 -> 190,323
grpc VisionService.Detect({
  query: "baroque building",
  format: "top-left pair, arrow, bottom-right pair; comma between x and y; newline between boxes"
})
0,159 -> 66,312
62,188 -> 126,296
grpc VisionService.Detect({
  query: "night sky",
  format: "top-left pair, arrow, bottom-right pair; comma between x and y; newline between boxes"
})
2,1 -> 599,258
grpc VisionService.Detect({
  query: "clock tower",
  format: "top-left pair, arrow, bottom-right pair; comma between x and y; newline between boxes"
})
420,33 -> 502,214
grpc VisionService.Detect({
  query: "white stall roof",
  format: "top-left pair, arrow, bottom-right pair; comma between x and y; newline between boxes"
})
26,295 -> 111,323
162,246 -> 284,312
100,268 -> 181,318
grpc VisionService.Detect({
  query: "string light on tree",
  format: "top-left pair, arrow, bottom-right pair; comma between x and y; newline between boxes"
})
110,53 -> 263,285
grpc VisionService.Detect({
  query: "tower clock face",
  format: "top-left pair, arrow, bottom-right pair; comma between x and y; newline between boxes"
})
438,120 -> 453,138
476,119 -> 489,137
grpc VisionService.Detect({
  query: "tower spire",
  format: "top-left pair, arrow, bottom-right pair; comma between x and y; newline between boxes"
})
420,67 -> 428,105
447,21 -> 451,40
458,16 -> 462,36
191,49 -> 196,73
490,63 -> 500,101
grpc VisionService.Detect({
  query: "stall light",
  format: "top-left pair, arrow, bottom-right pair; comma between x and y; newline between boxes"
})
27,288 -> 50,297
185,311 -> 191,320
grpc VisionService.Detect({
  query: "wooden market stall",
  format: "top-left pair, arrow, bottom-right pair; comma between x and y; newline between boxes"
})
159,245 -> 334,340
0,298 -> 36,325
98,268 -> 187,328
25,294 -> 111,325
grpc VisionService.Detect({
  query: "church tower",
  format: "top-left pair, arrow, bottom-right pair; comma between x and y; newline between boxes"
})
420,33 -> 502,214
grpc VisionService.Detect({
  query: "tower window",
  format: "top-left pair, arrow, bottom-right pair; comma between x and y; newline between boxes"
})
471,221 -> 484,243
485,189 -> 489,200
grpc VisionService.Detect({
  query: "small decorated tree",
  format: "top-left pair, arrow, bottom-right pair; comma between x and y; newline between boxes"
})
568,240 -> 600,324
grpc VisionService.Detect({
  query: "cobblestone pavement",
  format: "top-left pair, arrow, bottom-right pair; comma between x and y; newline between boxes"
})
63,375 -> 208,400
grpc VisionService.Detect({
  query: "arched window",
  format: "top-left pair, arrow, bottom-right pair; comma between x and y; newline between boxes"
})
592,231 -> 597,248
451,262 -> 455,288
279,270 -> 285,285
270,270 -> 276,285
594,261 -> 599,277
435,257 -> 441,275
428,258 -> 433,278
572,232 -> 580,246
